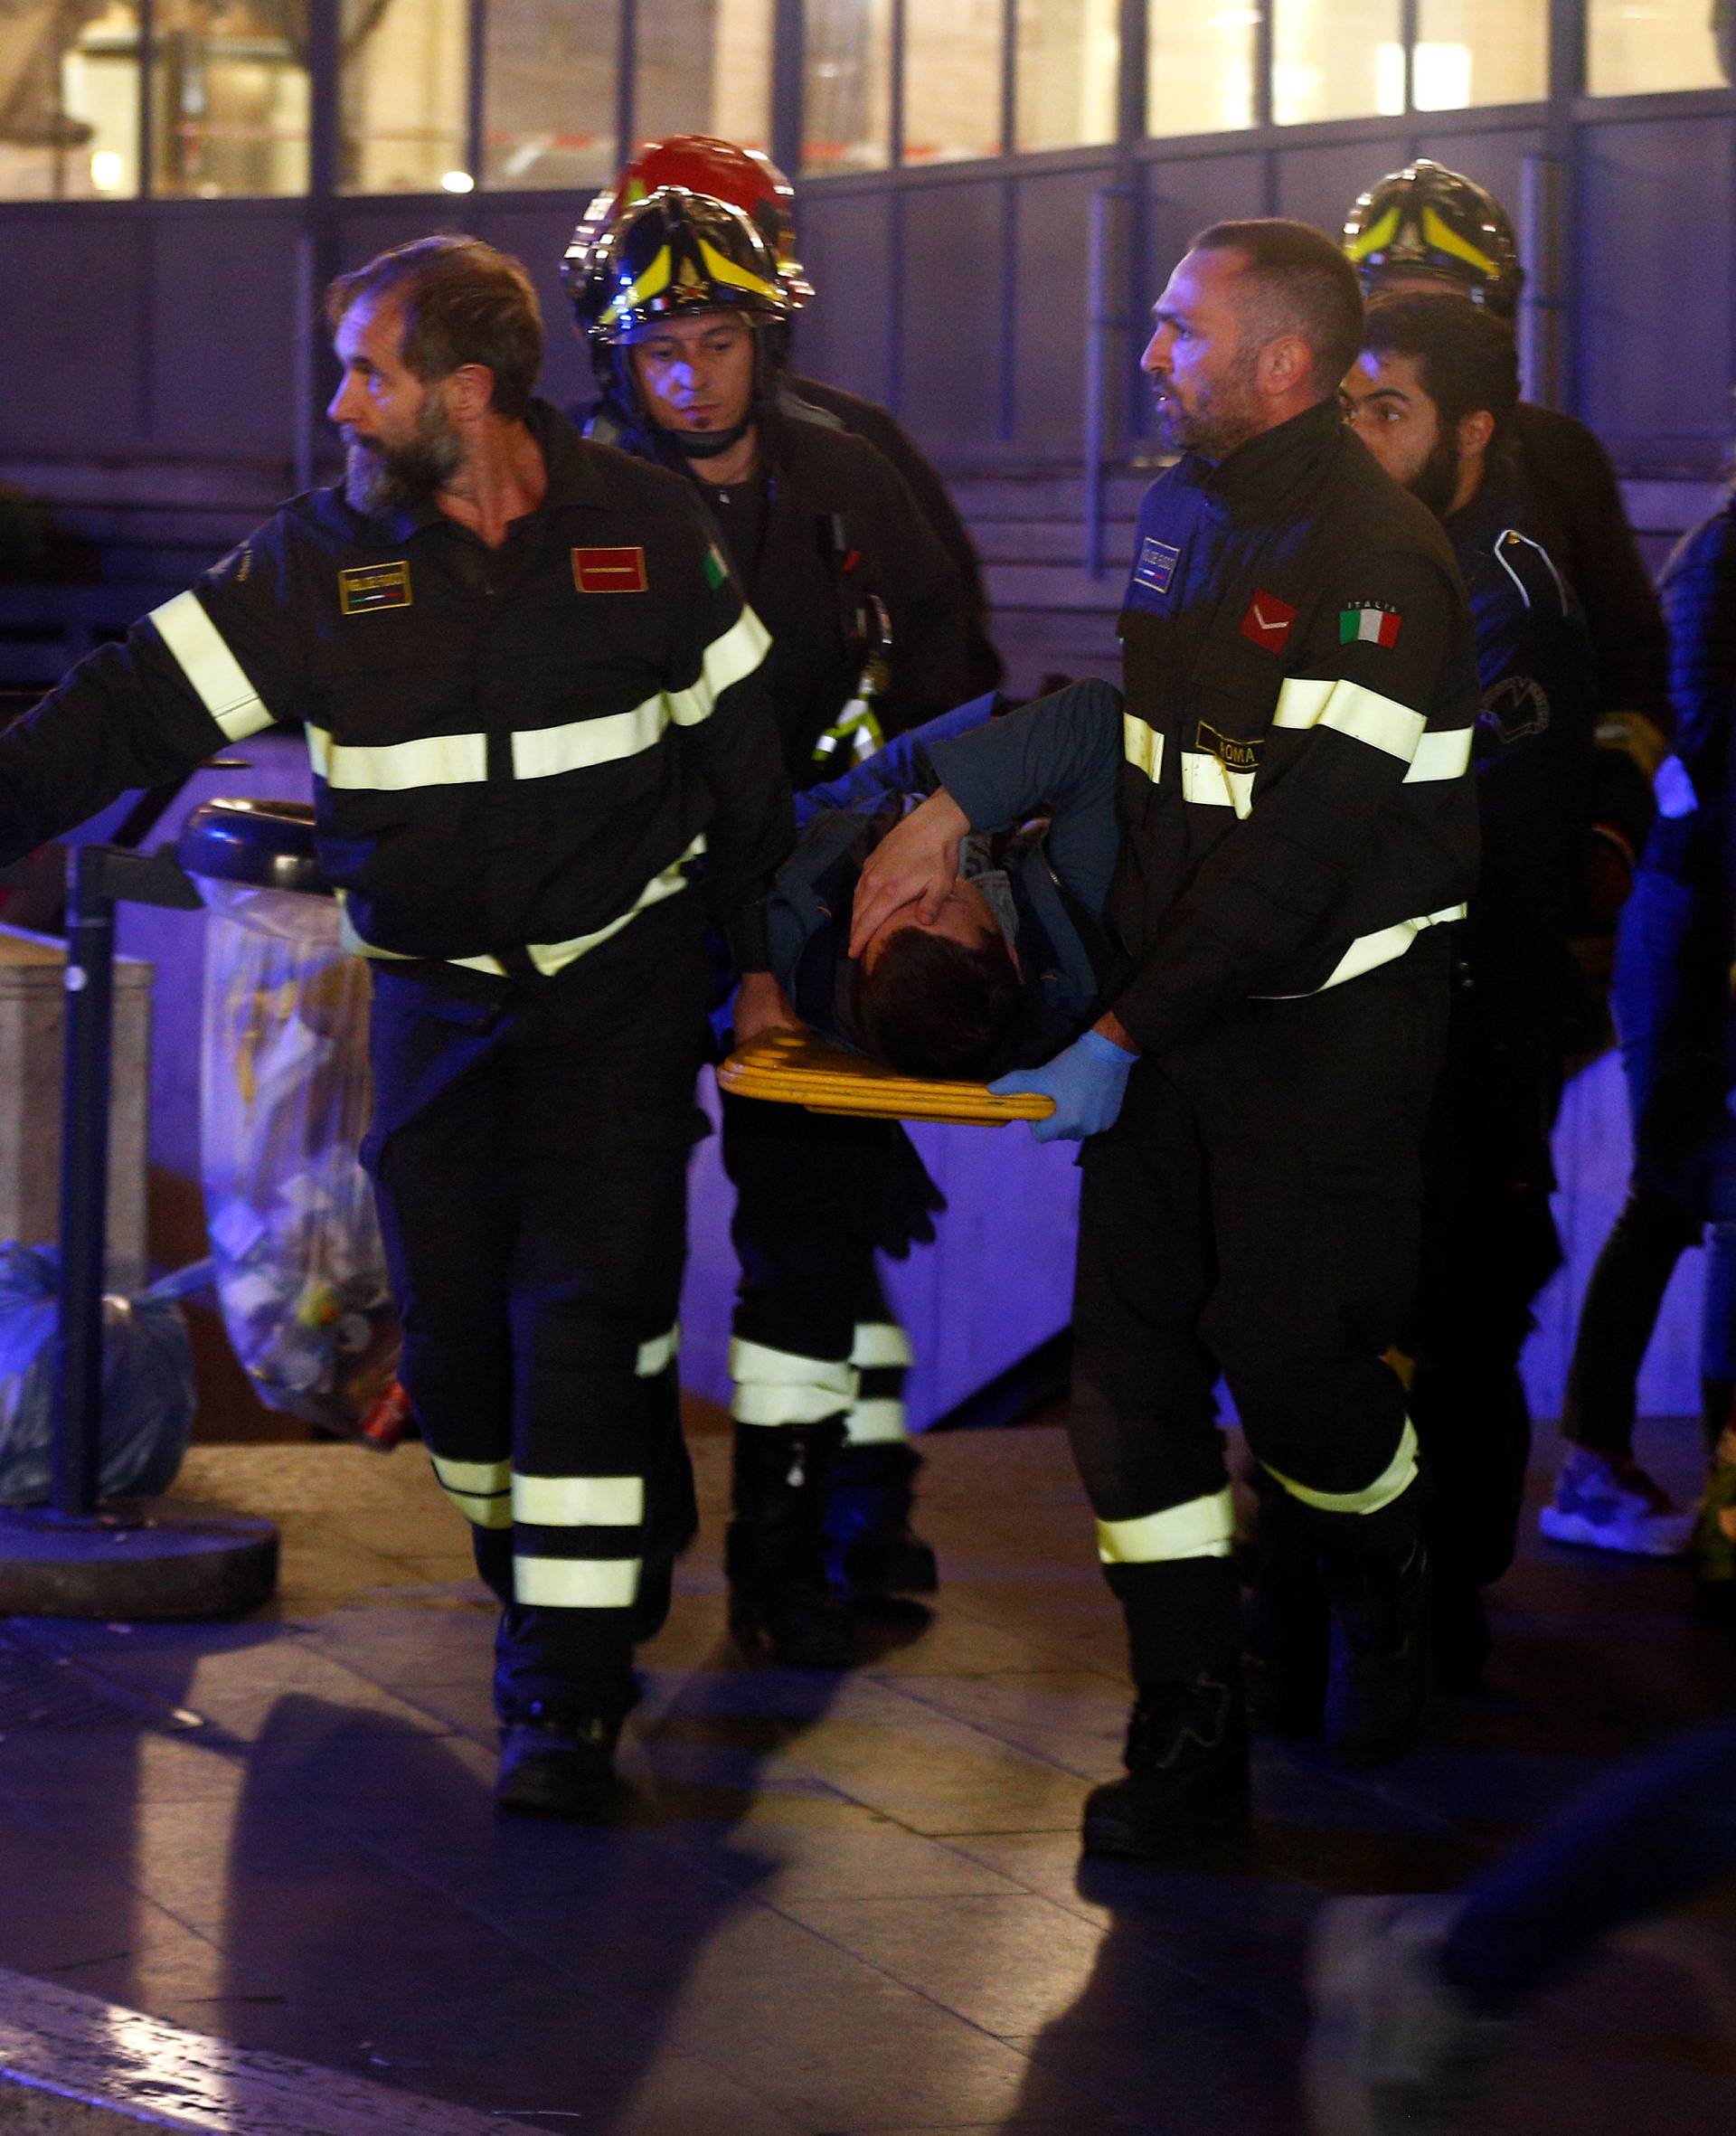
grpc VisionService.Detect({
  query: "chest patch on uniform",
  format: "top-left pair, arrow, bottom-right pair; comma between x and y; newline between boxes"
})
1478,672 -> 1550,744
1238,590 -> 1297,653
1133,537 -> 1181,596
1340,601 -> 1402,647
1196,720 -> 1262,773
339,561 -> 411,615
572,545 -> 648,594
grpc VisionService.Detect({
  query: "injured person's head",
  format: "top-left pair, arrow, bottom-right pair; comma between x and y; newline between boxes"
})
852,880 -> 1025,1082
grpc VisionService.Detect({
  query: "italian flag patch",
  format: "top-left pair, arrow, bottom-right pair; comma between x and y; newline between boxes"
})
703,543 -> 728,591
1340,601 -> 1402,647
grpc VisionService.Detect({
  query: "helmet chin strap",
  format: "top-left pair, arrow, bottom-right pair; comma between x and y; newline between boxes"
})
663,418 -> 753,460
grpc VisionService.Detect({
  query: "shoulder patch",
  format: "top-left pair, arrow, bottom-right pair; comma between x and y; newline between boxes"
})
1133,536 -> 1181,596
1478,671 -> 1551,745
1339,601 -> 1402,647
212,541 -> 252,585
703,543 -> 728,591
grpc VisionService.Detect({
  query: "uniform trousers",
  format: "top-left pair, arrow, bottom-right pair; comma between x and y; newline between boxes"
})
1071,933 -> 1450,1686
361,894 -> 710,1719
722,1091 -> 916,1444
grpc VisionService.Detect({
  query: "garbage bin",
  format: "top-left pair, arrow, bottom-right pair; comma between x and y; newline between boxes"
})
178,800 -> 400,1436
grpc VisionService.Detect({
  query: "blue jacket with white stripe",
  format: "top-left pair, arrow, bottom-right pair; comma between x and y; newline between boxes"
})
0,401 -> 791,977
1112,396 -> 1481,1054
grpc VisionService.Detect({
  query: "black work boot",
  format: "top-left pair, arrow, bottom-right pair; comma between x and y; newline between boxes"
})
1081,1670 -> 1252,1861
495,1679 -> 637,1819
727,1420 -> 855,1668
825,1441 -> 939,1599
1323,1533 -> 1434,1771
1244,1484 -> 1331,1739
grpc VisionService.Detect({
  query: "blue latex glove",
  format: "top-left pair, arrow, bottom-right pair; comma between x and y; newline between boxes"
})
989,1028 -> 1137,1143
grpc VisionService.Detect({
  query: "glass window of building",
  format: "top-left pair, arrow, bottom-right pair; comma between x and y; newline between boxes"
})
1015,0 -> 1118,152
637,0 -> 774,150
1147,2 -> 1259,137
1588,0 -> 1726,95
150,3 -> 309,198
0,1 -> 140,201
803,0 -> 892,175
903,0 -> 1003,164
485,0 -> 618,190
340,0 -> 466,194
1410,0 -> 1546,109
1273,0 -> 1403,123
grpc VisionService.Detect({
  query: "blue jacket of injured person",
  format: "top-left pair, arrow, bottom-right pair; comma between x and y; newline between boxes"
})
766,676 -> 1124,1069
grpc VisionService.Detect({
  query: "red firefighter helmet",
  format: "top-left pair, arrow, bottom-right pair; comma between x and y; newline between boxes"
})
575,134 -> 814,309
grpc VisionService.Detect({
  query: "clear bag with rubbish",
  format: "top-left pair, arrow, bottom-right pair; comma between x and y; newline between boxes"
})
197,881 -> 401,1434
0,1245 -> 198,1506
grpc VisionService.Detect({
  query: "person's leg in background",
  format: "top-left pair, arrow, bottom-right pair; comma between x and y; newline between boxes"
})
825,1260 -> 940,1602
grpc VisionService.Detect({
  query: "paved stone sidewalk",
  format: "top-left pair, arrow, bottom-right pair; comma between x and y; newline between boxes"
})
0,1422 -> 1731,2133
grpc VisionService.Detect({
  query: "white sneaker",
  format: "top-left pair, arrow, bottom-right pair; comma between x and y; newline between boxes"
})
1538,1451 -> 1694,1558
1305,1895 -> 1507,2136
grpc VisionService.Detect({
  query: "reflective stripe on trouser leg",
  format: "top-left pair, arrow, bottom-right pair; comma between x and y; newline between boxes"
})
430,1453 -> 513,1529
845,1319 -> 912,1445
1097,1488 -> 1236,1564
1261,1417 -> 1420,1516
730,1335 -> 855,1426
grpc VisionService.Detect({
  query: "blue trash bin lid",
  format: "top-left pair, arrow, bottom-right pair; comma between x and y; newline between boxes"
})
176,799 -> 329,895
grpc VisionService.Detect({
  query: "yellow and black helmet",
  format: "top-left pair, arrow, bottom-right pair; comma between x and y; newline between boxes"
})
563,184 -> 790,346
1343,160 -> 1523,319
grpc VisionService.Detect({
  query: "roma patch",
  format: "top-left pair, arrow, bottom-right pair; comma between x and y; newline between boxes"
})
572,545 -> 648,594
1133,536 -> 1181,597
1340,601 -> 1402,647
339,560 -> 411,616
1196,720 -> 1262,773
1238,590 -> 1297,654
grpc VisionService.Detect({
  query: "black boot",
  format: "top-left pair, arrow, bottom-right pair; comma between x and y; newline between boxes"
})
727,1421 -> 855,1668
496,1701 -> 627,1818
1323,1532 -> 1433,1772
1081,1670 -> 1252,1861
1244,1484 -> 1330,1738
825,1441 -> 939,1599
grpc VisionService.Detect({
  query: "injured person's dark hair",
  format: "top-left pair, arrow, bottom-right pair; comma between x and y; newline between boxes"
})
854,929 -> 1025,1082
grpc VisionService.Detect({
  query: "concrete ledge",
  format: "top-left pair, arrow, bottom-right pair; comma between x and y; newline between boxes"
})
0,1971 -> 537,2134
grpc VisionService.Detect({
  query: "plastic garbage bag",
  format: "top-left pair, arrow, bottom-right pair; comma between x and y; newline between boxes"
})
197,880 -> 401,1433
0,1245 -> 197,1506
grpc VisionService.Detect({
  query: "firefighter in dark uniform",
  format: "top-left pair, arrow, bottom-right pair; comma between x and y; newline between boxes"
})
1338,295 -> 1601,1694
857,219 -> 1480,1859
0,235 -> 792,1819
1344,161 -> 1670,904
566,189 -> 976,1667
574,133 -> 1004,702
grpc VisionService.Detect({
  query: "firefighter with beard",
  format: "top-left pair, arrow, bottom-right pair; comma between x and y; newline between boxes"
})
566,188 -> 976,1668
0,235 -> 794,1819
1335,294 -> 1599,1692
1344,161 -> 1668,928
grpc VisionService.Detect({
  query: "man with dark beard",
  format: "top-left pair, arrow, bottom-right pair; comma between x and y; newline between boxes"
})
1337,295 -> 1600,1691
0,233 -> 793,1819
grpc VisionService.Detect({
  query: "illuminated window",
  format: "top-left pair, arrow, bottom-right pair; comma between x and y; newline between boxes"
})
340,0 -> 466,194
0,1 -> 139,201
150,3 -> 309,198
1015,0 -> 1118,152
802,0 -> 892,175
904,0 -> 1004,164
1413,0 -> 1546,109
485,0 -> 618,190
1273,0 -> 1403,123
637,0 -> 774,149
1148,3 -> 1259,137
1588,0 -> 1726,94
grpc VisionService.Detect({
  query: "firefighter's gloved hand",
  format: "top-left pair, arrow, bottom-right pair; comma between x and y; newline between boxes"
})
990,1029 -> 1136,1144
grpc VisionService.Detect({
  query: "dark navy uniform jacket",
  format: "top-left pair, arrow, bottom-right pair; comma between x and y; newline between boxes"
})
1444,461 -> 1598,1016
767,681 -> 1120,1068
1109,396 -> 1481,1055
0,401 -> 790,977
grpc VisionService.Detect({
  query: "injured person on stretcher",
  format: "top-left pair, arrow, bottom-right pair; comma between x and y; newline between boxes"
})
756,676 -> 1123,1091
